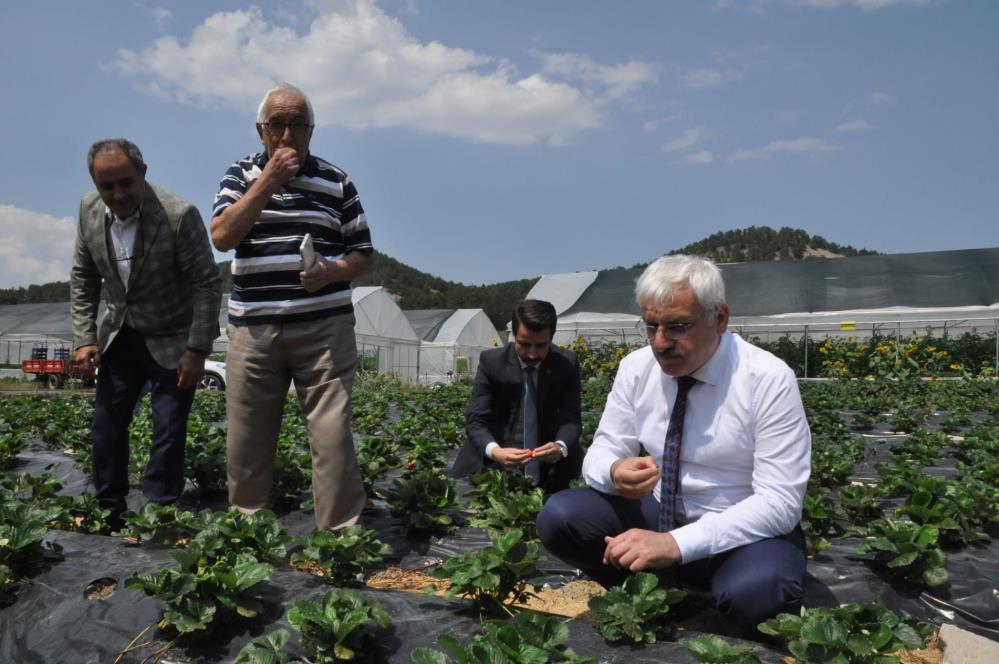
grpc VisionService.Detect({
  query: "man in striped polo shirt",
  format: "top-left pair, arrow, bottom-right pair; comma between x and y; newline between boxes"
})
211,82 -> 373,531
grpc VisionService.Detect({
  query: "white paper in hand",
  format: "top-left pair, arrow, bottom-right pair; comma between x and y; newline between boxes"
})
300,233 -> 316,270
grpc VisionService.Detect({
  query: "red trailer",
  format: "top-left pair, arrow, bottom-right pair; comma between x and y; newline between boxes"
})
21,357 -> 97,389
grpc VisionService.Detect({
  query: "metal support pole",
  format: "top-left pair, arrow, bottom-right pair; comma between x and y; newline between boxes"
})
803,325 -> 809,378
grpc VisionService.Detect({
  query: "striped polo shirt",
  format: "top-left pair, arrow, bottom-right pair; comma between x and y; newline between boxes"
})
212,152 -> 372,326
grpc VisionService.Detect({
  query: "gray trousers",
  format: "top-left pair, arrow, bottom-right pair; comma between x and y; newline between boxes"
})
225,314 -> 366,530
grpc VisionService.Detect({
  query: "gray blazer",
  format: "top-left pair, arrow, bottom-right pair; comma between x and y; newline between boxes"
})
70,182 -> 221,369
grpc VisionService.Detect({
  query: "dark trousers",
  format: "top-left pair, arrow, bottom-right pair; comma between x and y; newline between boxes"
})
91,326 -> 195,514
537,487 -> 806,633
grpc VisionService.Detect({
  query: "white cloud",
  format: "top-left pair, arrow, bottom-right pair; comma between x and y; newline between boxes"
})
0,205 -> 76,288
662,126 -> 709,152
682,150 -> 715,164
794,0 -> 931,10
678,67 -> 742,90
136,3 -> 173,31
726,137 -> 842,162
836,119 -> 874,131
111,1 -> 657,145
870,91 -> 895,105
716,0 -> 931,12
536,52 -> 659,103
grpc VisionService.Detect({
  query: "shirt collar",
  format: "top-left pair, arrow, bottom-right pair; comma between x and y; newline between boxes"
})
105,204 -> 141,225
688,330 -> 732,387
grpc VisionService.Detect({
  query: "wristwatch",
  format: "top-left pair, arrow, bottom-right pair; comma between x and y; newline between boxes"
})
555,441 -> 568,458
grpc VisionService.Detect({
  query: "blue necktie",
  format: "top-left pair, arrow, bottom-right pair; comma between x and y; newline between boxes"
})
658,375 -> 696,532
523,366 -> 540,484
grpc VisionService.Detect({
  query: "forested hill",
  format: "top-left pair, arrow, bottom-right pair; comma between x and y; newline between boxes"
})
669,226 -> 878,264
0,226 -> 881,329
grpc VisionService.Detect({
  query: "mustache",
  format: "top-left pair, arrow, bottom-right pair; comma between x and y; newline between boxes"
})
656,348 -> 683,359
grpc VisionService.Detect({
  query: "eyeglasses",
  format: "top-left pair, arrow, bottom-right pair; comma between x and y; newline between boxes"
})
262,121 -> 313,138
643,313 -> 705,340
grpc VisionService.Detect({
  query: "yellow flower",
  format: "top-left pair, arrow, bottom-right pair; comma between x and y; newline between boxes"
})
949,363 -> 961,370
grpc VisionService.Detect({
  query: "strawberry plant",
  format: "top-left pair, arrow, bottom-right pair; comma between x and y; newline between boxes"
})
682,634 -> 762,664
234,629 -> 304,664
837,483 -> 883,522
888,429 -> 945,466
118,502 -> 200,545
0,419 -> 25,468
939,408 -> 971,433
801,488 -> 847,556
411,611 -> 596,664
0,501 -> 64,604
185,414 -> 228,493
354,435 -> 401,492
430,529 -> 544,613
386,469 -> 462,536
200,507 -> 292,560
587,572 -> 686,644
466,469 -> 535,512
290,525 -> 392,585
287,588 -> 390,662
896,478 -> 995,547
758,601 -> 928,663
849,412 -> 877,432
272,422 -> 314,510
124,536 -> 273,634
469,487 -> 545,540
857,518 -> 948,587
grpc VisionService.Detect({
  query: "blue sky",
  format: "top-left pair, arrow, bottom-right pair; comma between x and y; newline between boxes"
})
1,0 -> 996,288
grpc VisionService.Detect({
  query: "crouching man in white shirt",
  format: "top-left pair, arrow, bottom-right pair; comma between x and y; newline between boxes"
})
537,254 -> 811,633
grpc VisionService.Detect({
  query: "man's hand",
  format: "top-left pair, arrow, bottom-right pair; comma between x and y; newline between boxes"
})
602,529 -> 682,572
260,146 -> 300,188
531,442 -> 563,464
300,255 -> 336,292
492,447 -> 533,470
610,456 -> 661,499
75,344 -> 101,368
176,350 -> 206,389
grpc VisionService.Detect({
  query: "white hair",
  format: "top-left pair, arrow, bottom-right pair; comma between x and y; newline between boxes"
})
635,254 -> 726,313
256,82 -> 315,124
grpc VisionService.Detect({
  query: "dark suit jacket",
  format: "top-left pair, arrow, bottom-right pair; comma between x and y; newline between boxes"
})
451,342 -> 582,491
70,182 -> 221,369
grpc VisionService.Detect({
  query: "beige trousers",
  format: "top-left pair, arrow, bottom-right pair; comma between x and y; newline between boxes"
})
225,314 -> 366,530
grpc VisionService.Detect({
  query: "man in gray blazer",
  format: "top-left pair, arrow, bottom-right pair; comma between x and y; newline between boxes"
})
71,138 -> 221,527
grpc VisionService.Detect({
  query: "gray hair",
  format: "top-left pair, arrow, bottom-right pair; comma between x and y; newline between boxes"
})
635,254 -> 726,314
87,138 -> 146,177
256,82 -> 315,124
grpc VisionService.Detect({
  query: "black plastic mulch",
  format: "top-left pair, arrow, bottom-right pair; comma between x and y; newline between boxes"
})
2,416 -> 998,662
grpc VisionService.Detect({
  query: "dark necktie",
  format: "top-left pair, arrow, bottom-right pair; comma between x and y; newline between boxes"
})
658,375 -> 696,532
523,366 -> 541,484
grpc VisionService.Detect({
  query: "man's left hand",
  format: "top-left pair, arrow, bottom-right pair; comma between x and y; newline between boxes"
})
177,350 -> 206,389
531,442 -> 563,464
602,528 -> 682,572
300,256 -> 336,292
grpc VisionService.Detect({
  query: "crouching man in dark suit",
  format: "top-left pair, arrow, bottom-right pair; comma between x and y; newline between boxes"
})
450,299 -> 582,491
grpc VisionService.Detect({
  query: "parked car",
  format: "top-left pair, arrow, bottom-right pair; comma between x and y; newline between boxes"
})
200,360 -> 227,391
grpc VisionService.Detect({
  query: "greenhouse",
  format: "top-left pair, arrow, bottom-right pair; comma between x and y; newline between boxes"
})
403,308 -> 500,385
526,247 -> 999,369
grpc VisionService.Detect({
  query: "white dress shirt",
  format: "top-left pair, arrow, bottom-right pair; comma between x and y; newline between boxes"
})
582,332 -> 811,564
106,206 -> 141,289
